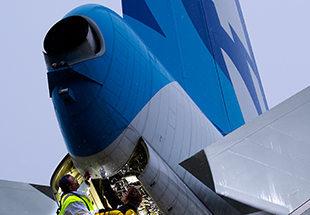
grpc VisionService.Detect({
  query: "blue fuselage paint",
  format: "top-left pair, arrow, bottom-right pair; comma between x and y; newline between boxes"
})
122,0 -> 268,134
47,5 -> 174,156
45,1 -> 267,157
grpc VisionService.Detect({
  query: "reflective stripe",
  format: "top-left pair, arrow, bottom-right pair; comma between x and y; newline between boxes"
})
58,193 -> 94,215
125,209 -> 136,215
97,209 -> 136,215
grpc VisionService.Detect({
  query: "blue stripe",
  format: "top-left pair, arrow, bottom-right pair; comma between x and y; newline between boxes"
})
182,0 -> 265,114
122,0 -> 165,37
122,0 -> 243,133
121,0 -> 268,134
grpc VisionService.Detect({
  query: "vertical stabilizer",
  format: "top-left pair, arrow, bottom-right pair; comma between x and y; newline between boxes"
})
122,0 -> 268,134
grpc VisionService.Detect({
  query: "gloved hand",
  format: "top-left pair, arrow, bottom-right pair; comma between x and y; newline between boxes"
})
84,172 -> 92,186
100,166 -> 107,180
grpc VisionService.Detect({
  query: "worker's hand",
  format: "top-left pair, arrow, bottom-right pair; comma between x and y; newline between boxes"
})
100,166 -> 107,179
84,172 -> 92,185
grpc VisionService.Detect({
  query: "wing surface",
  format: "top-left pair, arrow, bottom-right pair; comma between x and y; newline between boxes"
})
181,85 -> 310,214
0,179 -> 57,215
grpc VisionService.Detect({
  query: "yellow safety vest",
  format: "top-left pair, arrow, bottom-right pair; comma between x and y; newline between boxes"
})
96,209 -> 136,215
58,193 -> 94,215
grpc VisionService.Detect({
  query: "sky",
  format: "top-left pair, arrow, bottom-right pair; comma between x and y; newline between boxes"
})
0,0 -> 309,186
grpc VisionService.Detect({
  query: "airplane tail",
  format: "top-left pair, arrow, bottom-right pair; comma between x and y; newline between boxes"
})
122,0 -> 268,134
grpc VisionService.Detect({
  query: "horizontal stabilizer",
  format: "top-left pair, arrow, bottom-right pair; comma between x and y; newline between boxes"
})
0,179 -> 57,215
182,85 -> 310,214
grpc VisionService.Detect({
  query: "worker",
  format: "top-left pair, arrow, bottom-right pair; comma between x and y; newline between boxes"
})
97,167 -> 143,215
57,172 -> 98,215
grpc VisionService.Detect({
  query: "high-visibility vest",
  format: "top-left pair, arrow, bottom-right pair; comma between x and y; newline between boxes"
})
58,193 -> 94,215
96,209 -> 136,215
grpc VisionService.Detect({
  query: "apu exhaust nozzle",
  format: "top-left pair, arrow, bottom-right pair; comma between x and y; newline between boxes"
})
43,15 -> 104,70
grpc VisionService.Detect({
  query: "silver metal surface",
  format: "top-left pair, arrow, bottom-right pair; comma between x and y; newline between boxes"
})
0,179 -> 57,215
202,85 -> 310,214
139,139 -> 212,215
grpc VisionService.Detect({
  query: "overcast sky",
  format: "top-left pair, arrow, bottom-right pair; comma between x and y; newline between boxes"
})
0,1 -> 309,186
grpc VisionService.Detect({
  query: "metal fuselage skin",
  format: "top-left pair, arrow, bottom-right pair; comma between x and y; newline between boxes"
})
44,2 -> 266,214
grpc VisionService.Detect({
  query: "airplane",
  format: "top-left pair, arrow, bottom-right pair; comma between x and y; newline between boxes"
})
2,0 -> 310,214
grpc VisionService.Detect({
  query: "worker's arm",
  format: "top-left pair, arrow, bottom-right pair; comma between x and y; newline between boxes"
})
100,167 -> 123,209
102,178 -> 123,209
78,172 -> 92,195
